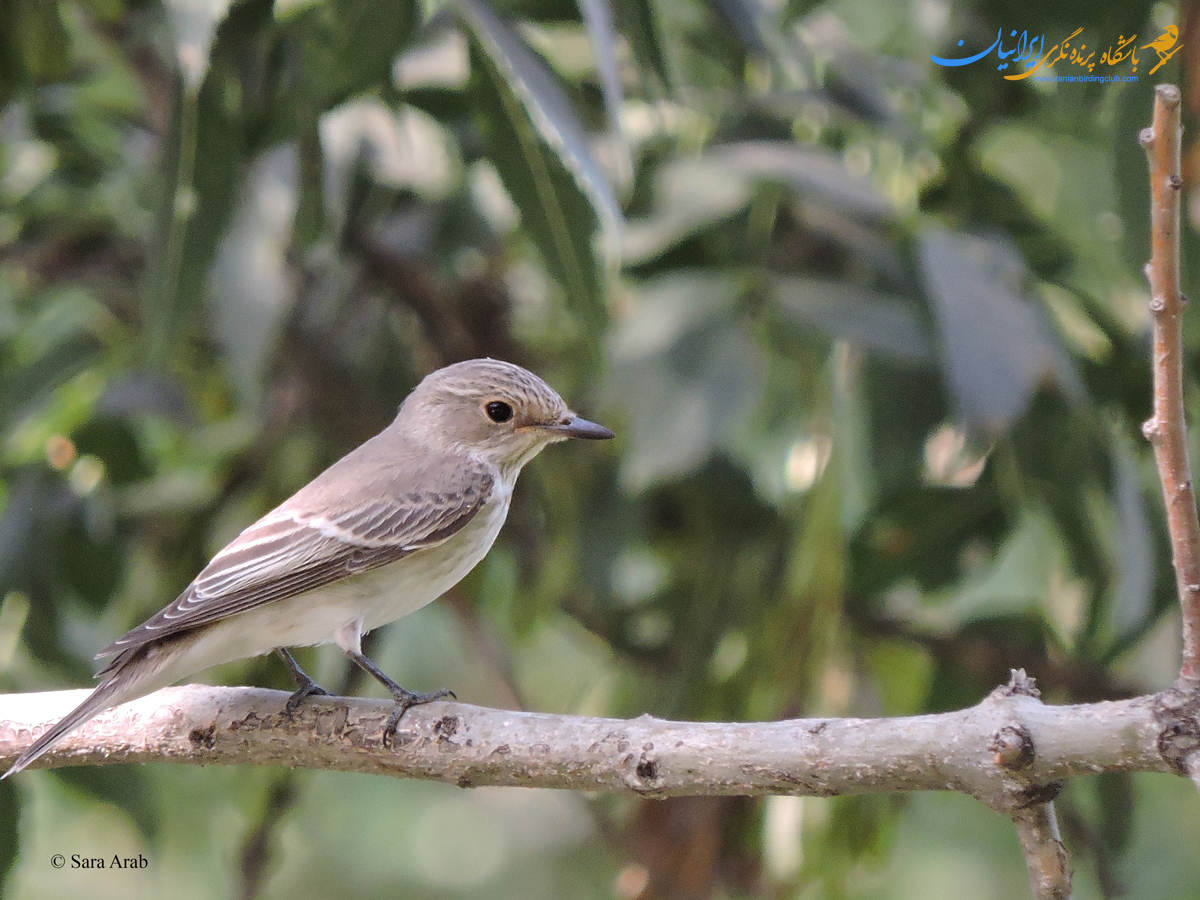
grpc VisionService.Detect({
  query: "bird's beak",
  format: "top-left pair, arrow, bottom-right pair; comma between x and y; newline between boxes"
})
537,415 -> 615,440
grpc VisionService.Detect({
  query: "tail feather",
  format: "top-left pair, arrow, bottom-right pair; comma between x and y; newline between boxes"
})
3,649 -> 155,778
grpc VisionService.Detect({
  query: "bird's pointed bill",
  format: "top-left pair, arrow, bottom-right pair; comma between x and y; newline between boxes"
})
537,416 -> 615,440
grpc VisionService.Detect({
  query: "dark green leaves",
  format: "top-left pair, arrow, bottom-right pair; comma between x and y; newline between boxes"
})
283,0 -> 417,110
606,271 -> 764,488
612,0 -> 671,94
461,0 -> 620,336
919,228 -> 1080,431
147,0 -> 419,365
771,277 -> 930,360
0,779 -> 16,892
0,0 -> 70,104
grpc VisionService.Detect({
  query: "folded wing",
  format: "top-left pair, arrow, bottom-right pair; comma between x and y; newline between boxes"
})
97,452 -> 493,665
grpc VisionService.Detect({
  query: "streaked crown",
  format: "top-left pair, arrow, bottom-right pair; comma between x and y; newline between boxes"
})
397,359 -> 603,473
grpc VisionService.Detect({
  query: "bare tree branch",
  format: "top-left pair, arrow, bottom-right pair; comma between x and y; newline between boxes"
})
0,673 -> 1189,812
990,667 -> 1072,897
1012,803 -> 1071,900
1140,83 -> 1200,684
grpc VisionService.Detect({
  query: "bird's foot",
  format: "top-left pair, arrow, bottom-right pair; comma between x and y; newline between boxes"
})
285,678 -> 332,716
341,647 -> 456,745
277,647 -> 332,716
383,687 -> 457,745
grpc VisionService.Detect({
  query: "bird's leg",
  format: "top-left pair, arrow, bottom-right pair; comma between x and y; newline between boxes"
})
342,649 -> 455,744
277,648 -> 331,715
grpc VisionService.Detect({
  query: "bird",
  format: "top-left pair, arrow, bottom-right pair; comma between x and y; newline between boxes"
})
4,358 -> 613,777
1141,24 -> 1179,60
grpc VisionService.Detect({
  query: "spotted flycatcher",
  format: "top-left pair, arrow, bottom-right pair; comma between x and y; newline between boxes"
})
4,358 -> 613,776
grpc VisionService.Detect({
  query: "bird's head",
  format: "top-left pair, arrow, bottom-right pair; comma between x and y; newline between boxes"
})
399,358 -> 614,473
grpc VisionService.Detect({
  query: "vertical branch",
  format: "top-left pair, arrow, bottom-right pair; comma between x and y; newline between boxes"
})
1140,84 -> 1200,683
1012,804 -> 1072,900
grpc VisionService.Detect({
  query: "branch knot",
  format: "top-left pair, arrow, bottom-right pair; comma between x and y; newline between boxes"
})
1010,780 -> 1063,810
1154,685 -> 1200,776
989,724 -> 1035,770
997,668 -> 1041,699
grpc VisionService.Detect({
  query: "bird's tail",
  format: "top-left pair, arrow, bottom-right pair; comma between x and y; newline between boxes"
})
3,646 -> 161,779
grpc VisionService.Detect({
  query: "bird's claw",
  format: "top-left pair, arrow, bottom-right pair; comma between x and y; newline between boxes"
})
382,687 -> 456,746
284,680 -> 332,717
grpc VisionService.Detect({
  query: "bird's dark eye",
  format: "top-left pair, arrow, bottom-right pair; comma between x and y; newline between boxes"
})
485,400 -> 513,423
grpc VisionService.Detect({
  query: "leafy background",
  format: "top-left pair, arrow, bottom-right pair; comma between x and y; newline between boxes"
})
1,0 -> 1200,897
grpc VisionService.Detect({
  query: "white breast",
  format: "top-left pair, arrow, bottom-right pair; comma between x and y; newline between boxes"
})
358,478 -> 513,631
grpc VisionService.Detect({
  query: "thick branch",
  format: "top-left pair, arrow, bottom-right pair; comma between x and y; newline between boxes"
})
0,676 -> 1186,810
1141,83 -> 1200,682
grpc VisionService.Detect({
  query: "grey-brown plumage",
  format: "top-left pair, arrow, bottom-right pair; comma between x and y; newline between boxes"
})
4,358 -> 612,777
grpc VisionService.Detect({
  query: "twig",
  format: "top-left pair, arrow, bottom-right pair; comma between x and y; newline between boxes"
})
1140,83 -> 1200,683
0,679 -> 1179,805
1012,803 -> 1072,900
991,672 -> 1072,898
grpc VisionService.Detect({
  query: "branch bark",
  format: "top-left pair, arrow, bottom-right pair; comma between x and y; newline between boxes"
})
1141,83 -> 1200,684
1012,802 -> 1071,900
0,673 -> 1189,810
990,672 -> 1073,898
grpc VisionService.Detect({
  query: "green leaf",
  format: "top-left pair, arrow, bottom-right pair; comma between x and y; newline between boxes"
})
145,0 -> 276,367
606,271 -> 764,488
576,0 -> 624,129
895,510 -> 1079,646
612,0 -> 672,94
147,0 -> 417,366
72,418 -> 152,484
705,0 -> 768,56
163,0 -> 235,91
461,0 -> 621,334
1106,441 -> 1153,639
709,141 -> 892,221
2,0 -> 71,89
0,289 -> 108,426
209,146 -> 299,405
55,516 -> 120,609
0,778 -> 17,891
771,276 -> 930,360
918,228 -> 1081,431
284,0 -> 417,109
622,157 -> 753,265
293,111 -> 325,248
850,477 -> 1007,596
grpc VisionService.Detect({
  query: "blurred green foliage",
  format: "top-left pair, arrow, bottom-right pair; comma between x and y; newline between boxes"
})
1,0 -> 1198,897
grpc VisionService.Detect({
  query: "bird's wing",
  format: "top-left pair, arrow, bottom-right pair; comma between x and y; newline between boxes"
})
98,449 -> 494,662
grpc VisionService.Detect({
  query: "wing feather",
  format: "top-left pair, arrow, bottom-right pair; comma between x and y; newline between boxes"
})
98,451 -> 494,661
